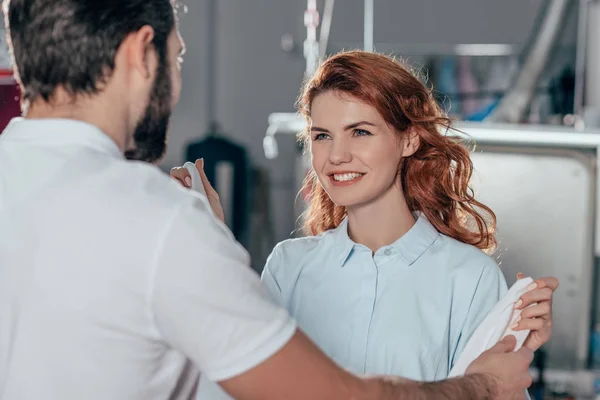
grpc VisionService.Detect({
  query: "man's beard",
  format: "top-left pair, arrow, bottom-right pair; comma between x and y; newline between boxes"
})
124,61 -> 172,163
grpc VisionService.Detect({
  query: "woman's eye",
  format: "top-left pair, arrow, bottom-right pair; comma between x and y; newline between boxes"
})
354,129 -> 372,137
313,133 -> 330,140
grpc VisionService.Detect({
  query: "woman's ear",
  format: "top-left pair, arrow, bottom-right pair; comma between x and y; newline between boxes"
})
401,128 -> 420,157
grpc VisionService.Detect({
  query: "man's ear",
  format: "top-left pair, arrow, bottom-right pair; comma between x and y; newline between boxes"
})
122,25 -> 156,79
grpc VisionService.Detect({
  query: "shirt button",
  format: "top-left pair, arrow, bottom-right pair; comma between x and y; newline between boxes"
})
384,249 -> 392,256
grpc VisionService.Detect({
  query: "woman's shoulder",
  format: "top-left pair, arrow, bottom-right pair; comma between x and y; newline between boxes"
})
434,233 -> 500,274
269,229 -> 338,263
433,235 -> 507,300
263,229 -> 340,277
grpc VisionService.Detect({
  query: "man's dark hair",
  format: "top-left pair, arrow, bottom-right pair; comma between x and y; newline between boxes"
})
2,0 -> 175,103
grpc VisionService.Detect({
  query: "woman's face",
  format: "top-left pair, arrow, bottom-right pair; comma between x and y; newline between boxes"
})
309,91 -> 418,209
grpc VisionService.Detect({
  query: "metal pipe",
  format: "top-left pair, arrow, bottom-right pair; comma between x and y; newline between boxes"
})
364,0 -> 374,52
318,0 -> 335,62
585,1 -> 600,114
206,0 -> 217,127
487,0 -> 572,123
265,112 -> 600,149
304,0 -> 320,77
574,0 -> 590,117
454,122 -> 600,148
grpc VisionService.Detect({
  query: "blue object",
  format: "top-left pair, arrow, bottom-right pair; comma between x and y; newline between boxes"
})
467,99 -> 500,122
591,325 -> 600,369
436,57 -> 460,115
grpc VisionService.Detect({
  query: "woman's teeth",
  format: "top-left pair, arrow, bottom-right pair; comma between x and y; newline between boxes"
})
333,173 -> 363,182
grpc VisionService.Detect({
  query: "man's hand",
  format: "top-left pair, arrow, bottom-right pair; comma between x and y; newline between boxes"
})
514,273 -> 559,351
466,335 -> 534,399
170,159 -> 225,223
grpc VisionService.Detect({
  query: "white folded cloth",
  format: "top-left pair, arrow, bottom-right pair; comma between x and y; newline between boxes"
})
184,162 -> 208,196
448,277 -> 533,378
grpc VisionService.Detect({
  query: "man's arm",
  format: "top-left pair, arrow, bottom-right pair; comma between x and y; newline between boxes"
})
220,331 -> 532,400
152,202 -> 531,400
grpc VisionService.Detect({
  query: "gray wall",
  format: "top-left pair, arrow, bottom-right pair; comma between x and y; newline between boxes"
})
164,0 -> 577,247
163,1 -> 309,249
166,0 -> 569,168
1,1 -> 578,247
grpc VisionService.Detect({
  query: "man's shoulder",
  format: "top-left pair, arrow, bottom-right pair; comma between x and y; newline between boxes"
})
102,160 -> 198,210
68,159 -> 209,227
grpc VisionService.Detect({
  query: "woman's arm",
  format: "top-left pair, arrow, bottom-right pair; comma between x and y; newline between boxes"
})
451,261 -> 559,367
260,244 -> 286,306
451,259 -> 508,369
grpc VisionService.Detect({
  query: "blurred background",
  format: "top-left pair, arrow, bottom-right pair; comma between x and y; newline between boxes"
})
3,0 -> 600,398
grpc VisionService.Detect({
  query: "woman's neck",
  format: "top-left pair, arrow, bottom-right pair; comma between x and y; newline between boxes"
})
346,184 -> 415,253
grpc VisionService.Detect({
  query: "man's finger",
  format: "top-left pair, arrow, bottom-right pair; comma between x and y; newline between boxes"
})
515,346 -> 535,364
490,335 -> 517,353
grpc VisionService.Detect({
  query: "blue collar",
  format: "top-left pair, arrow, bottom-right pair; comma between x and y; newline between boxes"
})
331,214 -> 440,267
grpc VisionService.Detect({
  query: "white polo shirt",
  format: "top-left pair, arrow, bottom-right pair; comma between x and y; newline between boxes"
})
0,118 -> 297,399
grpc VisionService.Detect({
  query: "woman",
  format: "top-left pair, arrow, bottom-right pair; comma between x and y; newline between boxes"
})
172,51 -> 557,395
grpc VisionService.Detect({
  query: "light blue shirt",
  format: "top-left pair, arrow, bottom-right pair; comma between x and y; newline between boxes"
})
261,215 -> 508,381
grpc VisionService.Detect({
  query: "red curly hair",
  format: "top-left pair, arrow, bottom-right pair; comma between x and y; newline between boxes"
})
297,50 -> 497,252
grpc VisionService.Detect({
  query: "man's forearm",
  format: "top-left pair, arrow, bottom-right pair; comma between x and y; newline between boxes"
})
361,373 -> 496,400
220,331 -> 499,400
418,374 -> 495,400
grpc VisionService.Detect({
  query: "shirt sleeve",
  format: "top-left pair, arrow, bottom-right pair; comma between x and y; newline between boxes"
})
450,258 -> 508,369
260,244 -> 286,307
150,199 -> 297,382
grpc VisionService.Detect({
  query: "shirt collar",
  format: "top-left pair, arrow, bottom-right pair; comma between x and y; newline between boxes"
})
332,213 -> 440,267
392,214 -> 440,265
1,117 -> 123,159
331,218 -> 355,267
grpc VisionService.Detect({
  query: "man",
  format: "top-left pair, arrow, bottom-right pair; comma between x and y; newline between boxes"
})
0,0 -> 538,399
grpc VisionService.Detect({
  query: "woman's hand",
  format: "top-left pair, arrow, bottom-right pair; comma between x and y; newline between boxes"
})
512,273 -> 559,352
170,159 -> 225,223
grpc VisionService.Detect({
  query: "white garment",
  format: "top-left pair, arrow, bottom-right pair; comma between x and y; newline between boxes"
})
184,161 -> 208,197
448,277 -> 533,377
0,118 -> 297,400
